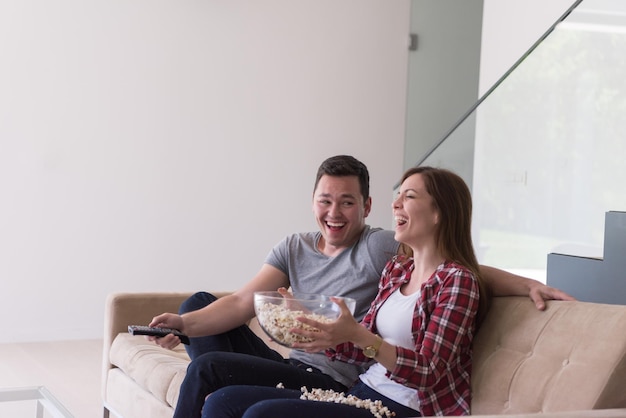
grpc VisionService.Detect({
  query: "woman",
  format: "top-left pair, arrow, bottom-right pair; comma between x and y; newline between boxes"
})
202,166 -> 490,417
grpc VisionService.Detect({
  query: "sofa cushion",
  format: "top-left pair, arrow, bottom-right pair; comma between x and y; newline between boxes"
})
110,333 -> 190,408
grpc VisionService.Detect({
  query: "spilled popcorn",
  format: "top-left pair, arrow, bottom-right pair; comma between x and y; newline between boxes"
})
299,387 -> 395,418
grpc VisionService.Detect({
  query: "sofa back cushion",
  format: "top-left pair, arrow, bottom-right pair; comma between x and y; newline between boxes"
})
471,296 -> 626,415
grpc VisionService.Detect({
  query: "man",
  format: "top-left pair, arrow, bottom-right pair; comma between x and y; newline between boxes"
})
149,155 -> 573,417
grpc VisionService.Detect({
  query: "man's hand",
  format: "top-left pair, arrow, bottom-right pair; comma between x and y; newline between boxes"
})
479,265 -> 577,310
528,282 -> 576,310
146,333 -> 182,350
148,313 -> 185,350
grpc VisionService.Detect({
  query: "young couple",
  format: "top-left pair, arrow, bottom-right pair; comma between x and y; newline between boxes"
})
149,155 -> 573,417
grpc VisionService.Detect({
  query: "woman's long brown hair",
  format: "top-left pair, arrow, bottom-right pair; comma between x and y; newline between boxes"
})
399,166 -> 491,325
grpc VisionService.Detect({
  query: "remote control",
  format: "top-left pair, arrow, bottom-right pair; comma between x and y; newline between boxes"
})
128,325 -> 190,345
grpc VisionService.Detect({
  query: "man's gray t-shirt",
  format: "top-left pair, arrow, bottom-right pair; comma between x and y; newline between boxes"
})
264,225 -> 399,387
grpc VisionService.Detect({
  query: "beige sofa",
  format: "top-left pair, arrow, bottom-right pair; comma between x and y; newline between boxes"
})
102,293 -> 626,418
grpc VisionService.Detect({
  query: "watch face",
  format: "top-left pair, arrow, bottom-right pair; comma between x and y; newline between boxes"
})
363,346 -> 376,358
363,335 -> 382,358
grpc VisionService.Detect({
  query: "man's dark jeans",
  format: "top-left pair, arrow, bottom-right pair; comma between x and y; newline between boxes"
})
172,292 -> 347,418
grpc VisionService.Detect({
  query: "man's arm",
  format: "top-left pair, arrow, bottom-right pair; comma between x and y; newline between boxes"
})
479,265 -> 576,310
149,264 -> 289,346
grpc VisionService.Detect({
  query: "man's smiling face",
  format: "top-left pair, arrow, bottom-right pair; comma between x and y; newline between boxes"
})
313,175 -> 371,256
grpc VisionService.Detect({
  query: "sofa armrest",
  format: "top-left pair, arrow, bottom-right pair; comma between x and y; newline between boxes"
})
101,291 -> 231,400
104,292 -> 195,350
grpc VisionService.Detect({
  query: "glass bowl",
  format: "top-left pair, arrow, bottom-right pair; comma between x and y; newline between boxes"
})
253,291 -> 356,348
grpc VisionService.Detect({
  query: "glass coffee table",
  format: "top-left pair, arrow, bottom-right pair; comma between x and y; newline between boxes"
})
0,386 -> 73,417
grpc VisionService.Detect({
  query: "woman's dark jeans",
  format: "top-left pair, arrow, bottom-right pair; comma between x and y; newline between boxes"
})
202,380 -> 422,418
172,292 -> 347,418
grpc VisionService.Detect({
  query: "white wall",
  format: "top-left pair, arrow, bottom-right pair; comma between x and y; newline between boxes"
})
0,0 -> 410,343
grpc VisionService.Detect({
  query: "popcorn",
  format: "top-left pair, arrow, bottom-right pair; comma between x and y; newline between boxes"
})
299,387 -> 395,418
256,302 -> 333,346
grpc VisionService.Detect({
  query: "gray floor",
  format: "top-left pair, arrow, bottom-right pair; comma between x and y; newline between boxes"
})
0,339 -> 103,417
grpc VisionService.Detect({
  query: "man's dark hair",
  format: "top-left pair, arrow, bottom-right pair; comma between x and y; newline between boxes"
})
313,155 -> 370,202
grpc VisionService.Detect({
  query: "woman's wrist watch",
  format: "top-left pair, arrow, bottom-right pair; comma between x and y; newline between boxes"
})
363,335 -> 383,358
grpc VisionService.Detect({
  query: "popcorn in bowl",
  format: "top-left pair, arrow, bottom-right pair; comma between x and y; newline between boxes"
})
253,291 -> 356,348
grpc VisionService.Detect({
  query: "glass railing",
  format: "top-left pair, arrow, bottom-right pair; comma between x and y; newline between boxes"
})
408,0 -> 626,282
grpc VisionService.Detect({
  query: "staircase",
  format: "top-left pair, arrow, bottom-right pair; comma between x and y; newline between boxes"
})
547,211 -> 626,305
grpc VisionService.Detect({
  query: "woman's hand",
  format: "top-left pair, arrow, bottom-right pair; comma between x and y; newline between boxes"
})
290,297 -> 360,353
